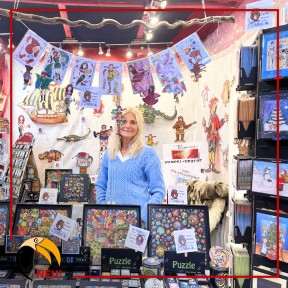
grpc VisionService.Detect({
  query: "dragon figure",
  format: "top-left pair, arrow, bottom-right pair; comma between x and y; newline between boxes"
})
138,103 -> 177,124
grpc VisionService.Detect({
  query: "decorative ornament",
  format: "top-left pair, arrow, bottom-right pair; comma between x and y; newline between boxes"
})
72,152 -> 93,168
145,134 -> 158,146
23,65 -> 33,90
38,149 -> 63,162
93,100 -> 104,116
219,144 -> 229,170
138,103 -> 177,124
57,128 -> 91,142
111,105 -> 125,133
172,116 -> 196,142
93,125 -> 112,151
64,84 -> 73,115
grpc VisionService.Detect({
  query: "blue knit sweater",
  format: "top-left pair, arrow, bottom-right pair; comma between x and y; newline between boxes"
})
96,146 -> 166,223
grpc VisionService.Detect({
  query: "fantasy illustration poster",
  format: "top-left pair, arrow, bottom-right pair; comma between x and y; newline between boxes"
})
174,32 -> 211,80
126,58 -> 159,105
99,62 -> 123,96
259,93 -> 288,139
70,56 -> 96,90
83,205 -> 140,263
150,48 -> 186,100
13,30 -> 48,67
79,87 -> 104,109
42,46 -> 73,85
255,210 -> 288,263
147,204 -> 210,264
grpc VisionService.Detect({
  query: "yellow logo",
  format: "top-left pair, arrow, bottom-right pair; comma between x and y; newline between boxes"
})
20,237 -> 61,266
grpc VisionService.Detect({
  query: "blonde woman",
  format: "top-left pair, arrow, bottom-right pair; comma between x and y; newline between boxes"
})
96,107 -> 165,225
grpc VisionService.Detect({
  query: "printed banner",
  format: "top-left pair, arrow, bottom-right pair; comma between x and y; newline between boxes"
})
99,62 -> 123,96
42,46 -> 73,85
245,0 -> 273,32
174,32 -> 211,74
13,30 -> 48,67
80,87 -> 104,109
150,48 -> 186,99
70,56 -> 96,90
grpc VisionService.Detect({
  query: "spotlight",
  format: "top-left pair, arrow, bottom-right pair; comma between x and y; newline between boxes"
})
106,46 -> 111,57
145,30 -> 153,41
7,38 -> 14,49
126,45 -> 132,58
149,15 -> 159,26
147,46 -> 153,56
77,44 -> 84,56
99,44 -> 103,55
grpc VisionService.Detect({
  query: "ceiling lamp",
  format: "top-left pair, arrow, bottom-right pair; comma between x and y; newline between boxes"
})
106,46 -> 111,57
147,45 -> 153,56
77,44 -> 84,56
126,45 -> 132,58
99,44 -> 103,55
145,30 -> 153,41
149,15 -> 159,26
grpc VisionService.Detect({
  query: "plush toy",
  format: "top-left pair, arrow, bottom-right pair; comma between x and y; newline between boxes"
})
187,180 -> 229,232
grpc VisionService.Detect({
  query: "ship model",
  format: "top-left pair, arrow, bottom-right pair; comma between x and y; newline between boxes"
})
19,87 -> 67,124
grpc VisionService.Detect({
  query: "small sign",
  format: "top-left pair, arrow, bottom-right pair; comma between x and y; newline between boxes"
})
174,228 -> 198,254
49,213 -> 76,241
124,225 -> 150,253
38,188 -> 58,204
164,251 -> 206,274
167,185 -> 188,205
101,248 -> 142,272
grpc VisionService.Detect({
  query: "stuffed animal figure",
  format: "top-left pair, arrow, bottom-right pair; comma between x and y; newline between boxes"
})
187,180 -> 229,232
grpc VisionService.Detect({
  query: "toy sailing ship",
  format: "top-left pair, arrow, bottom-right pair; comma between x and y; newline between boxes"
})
18,87 -> 67,124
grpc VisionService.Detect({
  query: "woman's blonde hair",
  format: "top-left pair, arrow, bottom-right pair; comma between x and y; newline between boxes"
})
108,106 -> 144,159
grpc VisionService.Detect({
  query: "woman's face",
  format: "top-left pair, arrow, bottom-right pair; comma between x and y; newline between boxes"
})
119,112 -> 138,141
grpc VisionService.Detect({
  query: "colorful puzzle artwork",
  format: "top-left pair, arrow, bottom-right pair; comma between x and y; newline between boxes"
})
83,205 -> 140,263
148,205 -> 210,264
59,174 -> 90,202
255,211 -> 288,263
13,205 -> 71,246
45,169 -> 72,189
0,204 -> 9,245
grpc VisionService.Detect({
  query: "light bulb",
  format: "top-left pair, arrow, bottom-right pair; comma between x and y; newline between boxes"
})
106,47 -> 111,57
99,44 -> 103,55
78,44 -> 84,56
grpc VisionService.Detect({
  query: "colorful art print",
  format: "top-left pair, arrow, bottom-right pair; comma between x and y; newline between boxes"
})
59,174 -> 90,202
0,203 -> 9,246
31,178 -> 41,192
38,188 -> 58,204
79,281 -> 122,288
13,30 -> 48,67
258,91 -> 288,140
33,280 -> 76,288
45,169 -> 72,189
252,267 -> 288,288
255,209 -> 288,263
252,159 -> 288,197
147,204 -> 210,265
80,87 -> 104,109
0,279 -> 27,288
99,62 -> 123,96
62,236 -> 80,254
12,204 -> 72,243
261,29 -> 288,80
5,235 -> 24,254
127,58 -> 154,95
42,46 -> 72,85
82,204 -> 141,263
70,56 -> 97,90
174,32 -> 211,71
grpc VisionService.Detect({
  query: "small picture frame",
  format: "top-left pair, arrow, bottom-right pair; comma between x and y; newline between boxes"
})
59,174 -> 90,202
258,90 -> 288,140
261,29 -> 288,80
82,204 -> 141,264
44,169 -> 72,189
33,280 -> 76,288
0,279 -> 27,288
252,267 -> 288,288
31,178 -> 41,192
5,235 -> 24,254
62,236 -> 81,255
148,204 -> 210,265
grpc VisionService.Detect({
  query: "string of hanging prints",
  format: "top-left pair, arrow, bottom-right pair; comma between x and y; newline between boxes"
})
14,29 -> 211,107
